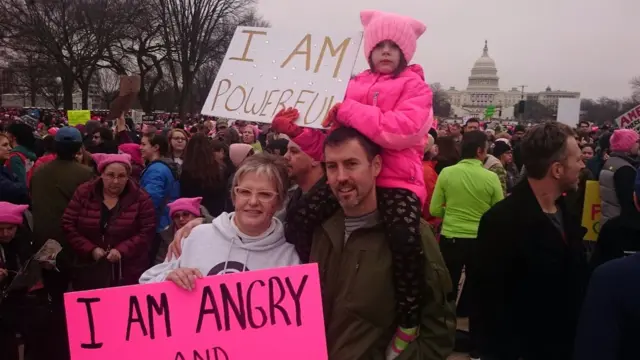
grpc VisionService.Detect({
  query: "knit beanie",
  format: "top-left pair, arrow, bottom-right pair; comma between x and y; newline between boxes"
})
493,141 -> 512,158
118,143 -> 143,166
0,202 -> 28,225
168,197 -> 202,218
91,153 -> 132,174
610,129 -> 639,153
361,10 -> 426,63
229,143 -> 254,167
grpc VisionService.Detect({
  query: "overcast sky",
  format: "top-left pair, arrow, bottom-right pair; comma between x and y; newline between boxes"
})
257,0 -> 638,99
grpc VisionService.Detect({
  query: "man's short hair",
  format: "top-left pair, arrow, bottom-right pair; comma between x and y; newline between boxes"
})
54,141 -> 83,160
521,122 -> 575,180
465,118 -> 480,127
324,127 -> 381,162
460,130 -> 488,159
578,120 -> 590,127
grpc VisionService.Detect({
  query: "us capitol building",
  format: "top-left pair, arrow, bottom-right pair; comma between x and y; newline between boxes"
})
443,41 -> 580,119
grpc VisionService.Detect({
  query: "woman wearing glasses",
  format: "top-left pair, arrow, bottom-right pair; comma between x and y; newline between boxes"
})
168,129 -> 189,165
62,153 -> 156,291
140,153 -> 299,289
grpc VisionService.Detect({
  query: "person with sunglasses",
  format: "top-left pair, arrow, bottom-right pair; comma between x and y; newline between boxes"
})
140,153 -> 299,288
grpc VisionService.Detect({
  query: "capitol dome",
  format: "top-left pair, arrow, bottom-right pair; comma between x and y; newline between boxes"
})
467,40 -> 500,91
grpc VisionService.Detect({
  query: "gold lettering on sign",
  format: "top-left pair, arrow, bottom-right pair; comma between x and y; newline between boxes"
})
304,94 -> 335,125
314,37 -> 351,78
229,30 -> 268,62
273,89 -> 295,116
225,85 -> 247,112
281,34 -> 312,71
293,90 -> 315,110
243,88 -> 269,116
259,90 -> 281,117
211,79 -> 232,111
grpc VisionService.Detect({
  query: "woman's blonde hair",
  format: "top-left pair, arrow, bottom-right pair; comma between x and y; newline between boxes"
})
231,153 -> 290,204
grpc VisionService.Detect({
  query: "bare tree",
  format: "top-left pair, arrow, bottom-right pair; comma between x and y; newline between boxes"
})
431,83 -> 452,118
0,0 -> 142,109
96,68 -> 120,108
39,77 -> 65,109
631,76 -> 640,102
154,0 -> 256,118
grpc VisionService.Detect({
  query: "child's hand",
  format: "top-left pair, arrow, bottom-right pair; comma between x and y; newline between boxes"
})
322,103 -> 341,128
271,107 -> 302,137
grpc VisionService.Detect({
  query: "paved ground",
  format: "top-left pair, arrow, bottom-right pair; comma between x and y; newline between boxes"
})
448,318 -> 470,360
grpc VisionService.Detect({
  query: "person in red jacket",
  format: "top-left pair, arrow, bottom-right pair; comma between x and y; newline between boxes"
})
62,153 -> 156,291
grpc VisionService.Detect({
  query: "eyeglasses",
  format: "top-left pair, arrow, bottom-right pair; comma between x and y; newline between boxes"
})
234,187 -> 277,202
103,173 -> 128,182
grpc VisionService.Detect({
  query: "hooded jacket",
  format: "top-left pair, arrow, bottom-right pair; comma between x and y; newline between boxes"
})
139,212 -> 300,283
140,158 -> 181,232
5,145 -> 37,187
292,65 -> 433,205
483,154 -> 507,196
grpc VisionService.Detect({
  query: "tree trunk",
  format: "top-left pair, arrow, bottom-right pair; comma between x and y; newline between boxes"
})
62,77 -> 74,110
81,84 -> 89,109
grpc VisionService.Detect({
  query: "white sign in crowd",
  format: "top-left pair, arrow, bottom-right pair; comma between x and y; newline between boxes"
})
201,27 -> 363,129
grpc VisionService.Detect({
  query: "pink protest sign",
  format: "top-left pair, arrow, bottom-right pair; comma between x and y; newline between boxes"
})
64,264 -> 327,360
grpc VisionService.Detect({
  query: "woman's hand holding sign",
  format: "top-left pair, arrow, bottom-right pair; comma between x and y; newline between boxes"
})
168,268 -> 203,291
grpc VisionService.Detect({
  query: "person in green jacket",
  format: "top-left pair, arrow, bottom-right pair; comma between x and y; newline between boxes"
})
429,130 -> 503,359
5,122 -> 37,186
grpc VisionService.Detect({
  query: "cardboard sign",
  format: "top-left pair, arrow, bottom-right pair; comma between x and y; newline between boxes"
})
614,104 -> 640,132
64,264 -> 327,360
581,180 -> 602,241
67,110 -> 91,126
108,75 -> 141,120
201,27 -> 362,128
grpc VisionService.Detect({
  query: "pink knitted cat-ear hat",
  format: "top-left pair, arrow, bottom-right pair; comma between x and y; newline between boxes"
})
360,10 -> 426,63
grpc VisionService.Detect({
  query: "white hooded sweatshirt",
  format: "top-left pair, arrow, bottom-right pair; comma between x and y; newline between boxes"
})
139,212 -> 300,283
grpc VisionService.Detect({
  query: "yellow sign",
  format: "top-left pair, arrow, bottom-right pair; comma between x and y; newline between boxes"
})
581,180 -> 601,241
67,110 -> 91,126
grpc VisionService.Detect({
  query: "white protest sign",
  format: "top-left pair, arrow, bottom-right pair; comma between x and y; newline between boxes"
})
556,98 -> 581,127
131,110 -> 143,125
201,27 -> 363,129
614,104 -> 640,132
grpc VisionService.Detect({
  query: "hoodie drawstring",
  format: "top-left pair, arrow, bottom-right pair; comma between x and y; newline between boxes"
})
223,236 -> 250,273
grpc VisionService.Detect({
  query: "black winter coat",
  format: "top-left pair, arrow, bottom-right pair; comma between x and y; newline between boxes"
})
472,180 -> 589,360
0,166 -> 29,205
591,211 -> 640,270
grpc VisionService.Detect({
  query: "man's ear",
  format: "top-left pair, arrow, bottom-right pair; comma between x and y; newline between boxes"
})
549,162 -> 563,180
372,154 -> 383,177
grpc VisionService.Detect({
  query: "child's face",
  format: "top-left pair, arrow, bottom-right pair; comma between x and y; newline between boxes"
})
371,40 -> 402,74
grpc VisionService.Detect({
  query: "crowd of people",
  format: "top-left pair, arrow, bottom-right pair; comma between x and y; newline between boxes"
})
0,9 -> 638,360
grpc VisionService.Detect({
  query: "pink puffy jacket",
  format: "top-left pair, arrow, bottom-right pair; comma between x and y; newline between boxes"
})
293,64 -> 433,204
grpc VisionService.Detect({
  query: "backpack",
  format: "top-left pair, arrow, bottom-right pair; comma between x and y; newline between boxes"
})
5,152 -> 35,188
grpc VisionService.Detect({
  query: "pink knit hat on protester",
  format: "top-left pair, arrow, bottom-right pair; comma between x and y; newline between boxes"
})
168,197 -> 202,218
361,10 -> 426,63
610,129 -> 639,153
0,202 -> 28,225
91,153 -> 132,174
118,143 -> 143,166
